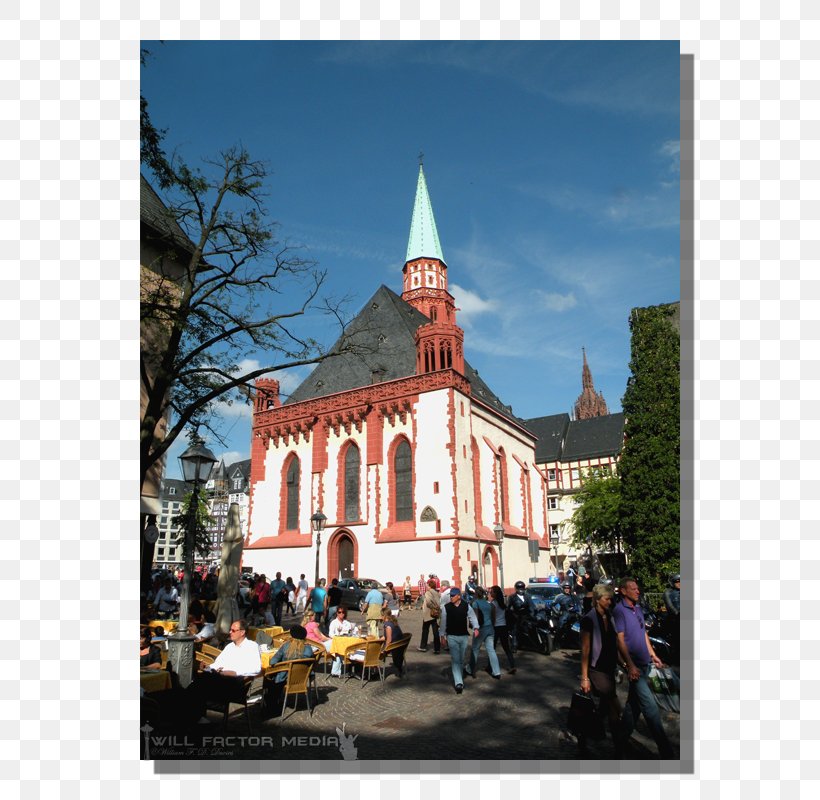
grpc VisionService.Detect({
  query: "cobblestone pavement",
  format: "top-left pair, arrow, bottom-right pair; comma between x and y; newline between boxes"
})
148,606 -> 680,762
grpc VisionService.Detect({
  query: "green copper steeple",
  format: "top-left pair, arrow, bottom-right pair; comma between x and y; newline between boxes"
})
405,164 -> 445,264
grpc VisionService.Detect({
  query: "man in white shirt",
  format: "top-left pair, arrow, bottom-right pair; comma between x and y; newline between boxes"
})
328,606 -> 357,677
154,579 -> 179,616
186,619 -> 261,723
295,574 -> 309,614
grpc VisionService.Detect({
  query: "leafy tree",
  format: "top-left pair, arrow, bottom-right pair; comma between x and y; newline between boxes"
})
568,469 -> 623,554
617,303 -> 680,593
171,489 -> 214,561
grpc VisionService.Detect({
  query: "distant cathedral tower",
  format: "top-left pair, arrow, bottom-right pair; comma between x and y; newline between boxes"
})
573,347 -> 609,419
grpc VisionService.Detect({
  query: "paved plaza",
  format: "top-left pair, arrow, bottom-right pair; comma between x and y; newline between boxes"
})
145,604 -> 681,762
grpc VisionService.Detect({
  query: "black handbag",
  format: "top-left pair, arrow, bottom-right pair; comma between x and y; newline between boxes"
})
567,691 -> 601,738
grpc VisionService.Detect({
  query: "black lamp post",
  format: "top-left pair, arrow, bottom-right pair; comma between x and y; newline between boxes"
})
550,528 -> 560,575
311,508 -> 327,588
167,434 -> 217,688
493,522 -> 505,590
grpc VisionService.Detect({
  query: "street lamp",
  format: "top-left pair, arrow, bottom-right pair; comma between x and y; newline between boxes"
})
311,508 -> 327,588
549,528 -> 560,575
167,433 -> 217,688
493,521 -> 505,590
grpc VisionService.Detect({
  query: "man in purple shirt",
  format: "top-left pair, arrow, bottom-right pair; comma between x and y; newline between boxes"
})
612,577 -> 675,759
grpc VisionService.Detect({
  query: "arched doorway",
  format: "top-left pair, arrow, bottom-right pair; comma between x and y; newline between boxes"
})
482,545 -> 498,588
327,530 -> 358,580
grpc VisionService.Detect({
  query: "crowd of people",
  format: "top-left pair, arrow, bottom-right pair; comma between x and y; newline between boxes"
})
141,563 -> 679,759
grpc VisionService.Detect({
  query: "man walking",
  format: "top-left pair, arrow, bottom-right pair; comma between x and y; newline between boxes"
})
324,578 -> 343,635
613,576 -> 675,759
466,586 -> 501,680
362,583 -> 385,637
439,587 -> 479,694
415,573 -> 427,608
269,572 -> 287,626
295,574 -> 309,614
308,578 -> 327,626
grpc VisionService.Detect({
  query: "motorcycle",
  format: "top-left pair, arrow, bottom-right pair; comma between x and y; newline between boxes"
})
643,607 -> 675,665
511,608 -> 553,655
548,598 -> 583,650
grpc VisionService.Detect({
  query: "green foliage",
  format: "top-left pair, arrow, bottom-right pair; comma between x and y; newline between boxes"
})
568,469 -> 623,553
171,490 -> 214,561
618,303 -> 680,593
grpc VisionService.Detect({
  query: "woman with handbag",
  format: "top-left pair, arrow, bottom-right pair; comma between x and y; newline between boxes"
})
579,582 -> 622,754
489,585 -> 516,674
417,578 -> 441,653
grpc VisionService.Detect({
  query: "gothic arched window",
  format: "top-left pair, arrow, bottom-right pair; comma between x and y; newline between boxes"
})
344,443 -> 360,521
394,439 -> 412,522
285,456 -> 300,530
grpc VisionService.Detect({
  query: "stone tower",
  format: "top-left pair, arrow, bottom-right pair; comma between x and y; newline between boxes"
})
573,347 -> 609,419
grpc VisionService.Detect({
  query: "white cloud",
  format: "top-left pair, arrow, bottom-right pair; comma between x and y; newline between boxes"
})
450,283 -> 496,316
538,291 -> 578,312
660,139 -> 680,174
218,449 -> 249,467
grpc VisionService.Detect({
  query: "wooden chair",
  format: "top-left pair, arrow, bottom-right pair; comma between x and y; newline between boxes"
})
265,658 -> 317,720
344,638 -> 385,685
272,632 -> 292,648
200,643 -> 222,660
380,633 -> 412,679
195,651 -> 214,668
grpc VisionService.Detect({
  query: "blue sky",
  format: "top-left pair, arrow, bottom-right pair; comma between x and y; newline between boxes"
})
141,41 -> 680,477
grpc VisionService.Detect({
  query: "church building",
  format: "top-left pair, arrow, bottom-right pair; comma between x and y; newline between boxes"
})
244,166 -> 552,588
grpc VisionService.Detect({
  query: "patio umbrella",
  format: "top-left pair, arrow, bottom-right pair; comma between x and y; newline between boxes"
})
215,502 -> 243,634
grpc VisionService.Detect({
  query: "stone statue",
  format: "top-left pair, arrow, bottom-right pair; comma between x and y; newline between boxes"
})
215,502 -> 243,634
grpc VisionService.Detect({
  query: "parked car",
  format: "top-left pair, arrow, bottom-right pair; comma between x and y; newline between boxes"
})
336,578 -> 389,612
526,579 -> 564,611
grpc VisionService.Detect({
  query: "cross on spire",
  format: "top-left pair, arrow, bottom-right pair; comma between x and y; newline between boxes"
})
418,150 -> 424,166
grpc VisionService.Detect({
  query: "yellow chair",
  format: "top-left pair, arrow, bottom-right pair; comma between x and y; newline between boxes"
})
344,638 -> 385,685
380,633 -> 412,679
201,643 -> 222,660
265,658 -> 317,720
195,651 -> 214,668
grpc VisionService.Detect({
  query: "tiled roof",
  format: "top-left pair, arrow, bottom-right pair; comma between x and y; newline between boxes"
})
285,285 -> 521,426
522,412 -> 625,463
521,413 -> 570,462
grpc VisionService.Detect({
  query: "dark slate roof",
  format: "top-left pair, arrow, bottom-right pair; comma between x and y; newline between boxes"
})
561,412 -> 625,461
140,174 -> 196,255
521,413 -> 570,462
227,459 -> 251,484
160,478 -> 188,500
286,285 -> 521,425
522,412 -> 625,463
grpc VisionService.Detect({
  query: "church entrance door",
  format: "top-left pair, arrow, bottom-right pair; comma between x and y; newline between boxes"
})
338,535 -> 354,579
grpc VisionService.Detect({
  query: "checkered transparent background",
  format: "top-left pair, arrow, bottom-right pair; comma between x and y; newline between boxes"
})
1,0 -> 816,795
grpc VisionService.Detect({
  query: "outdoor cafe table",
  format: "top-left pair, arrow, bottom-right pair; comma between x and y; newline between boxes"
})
247,626 -> 283,642
140,669 -> 171,693
328,636 -> 367,658
260,646 -> 282,670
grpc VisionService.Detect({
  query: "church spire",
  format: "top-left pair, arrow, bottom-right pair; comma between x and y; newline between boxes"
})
406,163 -> 445,264
402,162 -> 453,321
574,348 -> 609,420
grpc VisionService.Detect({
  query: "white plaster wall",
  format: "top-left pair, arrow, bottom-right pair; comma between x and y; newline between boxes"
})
413,389 -> 454,534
